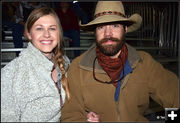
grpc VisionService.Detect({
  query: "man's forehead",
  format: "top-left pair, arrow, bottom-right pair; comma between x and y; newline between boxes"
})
96,22 -> 124,27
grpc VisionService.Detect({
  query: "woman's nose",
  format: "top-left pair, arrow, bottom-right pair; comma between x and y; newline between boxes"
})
43,29 -> 50,38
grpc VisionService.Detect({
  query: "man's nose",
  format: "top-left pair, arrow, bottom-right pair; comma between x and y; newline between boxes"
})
104,26 -> 113,38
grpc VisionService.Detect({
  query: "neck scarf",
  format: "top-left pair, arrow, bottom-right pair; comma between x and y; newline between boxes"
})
96,44 -> 128,87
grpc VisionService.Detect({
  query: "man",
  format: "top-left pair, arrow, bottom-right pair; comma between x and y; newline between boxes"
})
61,1 -> 179,122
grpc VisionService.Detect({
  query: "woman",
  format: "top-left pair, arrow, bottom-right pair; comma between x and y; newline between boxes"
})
1,7 -> 70,122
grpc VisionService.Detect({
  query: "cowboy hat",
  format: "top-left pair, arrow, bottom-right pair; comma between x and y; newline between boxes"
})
80,1 -> 142,33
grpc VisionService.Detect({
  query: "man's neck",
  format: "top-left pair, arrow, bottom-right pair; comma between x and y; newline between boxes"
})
110,50 -> 121,59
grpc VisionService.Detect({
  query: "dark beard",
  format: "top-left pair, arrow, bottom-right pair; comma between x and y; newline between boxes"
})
96,36 -> 126,56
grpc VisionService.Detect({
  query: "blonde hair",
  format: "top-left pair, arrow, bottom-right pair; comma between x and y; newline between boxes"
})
24,7 -> 70,100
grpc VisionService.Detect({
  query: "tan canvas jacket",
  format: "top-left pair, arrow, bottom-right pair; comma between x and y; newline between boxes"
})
62,43 -> 179,122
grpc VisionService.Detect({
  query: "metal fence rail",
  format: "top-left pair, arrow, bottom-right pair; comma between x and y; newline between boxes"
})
1,47 -> 89,52
1,46 -> 172,52
2,46 -> 177,66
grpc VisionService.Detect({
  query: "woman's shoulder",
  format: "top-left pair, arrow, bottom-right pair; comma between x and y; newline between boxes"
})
63,55 -> 70,71
1,48 -> 33,75
1,54 -> 28,75
63,55 -> 70,63
1,57 -> 28,90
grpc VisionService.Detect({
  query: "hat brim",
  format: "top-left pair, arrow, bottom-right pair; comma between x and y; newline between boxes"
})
80,13 -> 142,33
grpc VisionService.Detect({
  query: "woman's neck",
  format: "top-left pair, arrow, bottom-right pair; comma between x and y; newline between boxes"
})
43,52 -> 53,60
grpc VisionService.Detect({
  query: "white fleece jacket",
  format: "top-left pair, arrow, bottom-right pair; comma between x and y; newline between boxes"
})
1,42 -> 70,122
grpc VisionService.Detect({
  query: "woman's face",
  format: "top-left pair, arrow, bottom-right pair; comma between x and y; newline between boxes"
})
26,14 -> 59,59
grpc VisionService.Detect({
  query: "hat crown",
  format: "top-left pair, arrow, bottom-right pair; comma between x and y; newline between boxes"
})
80,1 -> 142,33
95,1 -> 125,16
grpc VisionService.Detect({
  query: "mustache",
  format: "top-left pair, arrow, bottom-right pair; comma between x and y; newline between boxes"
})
99,37 -> 120,44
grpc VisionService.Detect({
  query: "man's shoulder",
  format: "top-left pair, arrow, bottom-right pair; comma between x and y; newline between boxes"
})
138,51 -> 154,60
70,52 -> 86,66
137,50 -> 159,66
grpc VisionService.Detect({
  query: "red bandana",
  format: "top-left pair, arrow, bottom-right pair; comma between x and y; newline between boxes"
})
96,44 -> 128,87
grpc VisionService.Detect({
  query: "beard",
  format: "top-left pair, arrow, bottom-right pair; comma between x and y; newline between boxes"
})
96,35 -> 126,56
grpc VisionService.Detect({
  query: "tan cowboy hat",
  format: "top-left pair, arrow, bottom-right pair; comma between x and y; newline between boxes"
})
80,1 -> 142,33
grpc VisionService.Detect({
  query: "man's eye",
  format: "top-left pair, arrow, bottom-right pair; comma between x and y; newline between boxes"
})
97,26 -> 104,30
112,24 -> 120,27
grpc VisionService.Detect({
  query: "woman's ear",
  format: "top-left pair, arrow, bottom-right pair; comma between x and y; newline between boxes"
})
25,29 -> 32,40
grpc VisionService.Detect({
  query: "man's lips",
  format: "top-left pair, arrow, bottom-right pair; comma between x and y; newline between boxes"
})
100,37 -> 119,45
102,40 -> 116,45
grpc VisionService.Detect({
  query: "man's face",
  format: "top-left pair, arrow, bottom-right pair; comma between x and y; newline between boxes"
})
95,23 -> 126,56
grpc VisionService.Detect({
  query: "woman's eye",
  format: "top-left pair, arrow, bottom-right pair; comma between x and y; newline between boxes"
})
36,27 -> 42,31
49,28 -> 56,31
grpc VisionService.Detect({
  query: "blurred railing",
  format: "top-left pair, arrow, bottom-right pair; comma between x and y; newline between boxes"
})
124,2 -> 179,56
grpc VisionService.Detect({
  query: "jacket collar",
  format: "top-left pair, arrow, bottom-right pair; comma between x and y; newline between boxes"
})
79,43 -> 141,73
21,42 -> 54,71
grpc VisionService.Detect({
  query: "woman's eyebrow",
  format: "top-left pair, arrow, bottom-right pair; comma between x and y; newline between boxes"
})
34,24 -> 57,27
